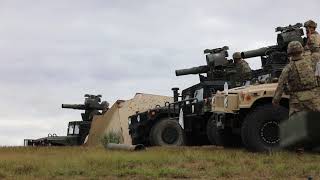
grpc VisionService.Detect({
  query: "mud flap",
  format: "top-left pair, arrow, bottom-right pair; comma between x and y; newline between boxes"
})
280,111 -> 320,149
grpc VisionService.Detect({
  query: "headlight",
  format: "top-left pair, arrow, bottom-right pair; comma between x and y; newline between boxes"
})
137,115 -> 140,122
128,118 -> 131,125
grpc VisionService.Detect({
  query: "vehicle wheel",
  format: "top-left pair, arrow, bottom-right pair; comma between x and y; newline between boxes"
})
241,104 -> 288,152
207,117 -> 240,147
149,118 -> 186,146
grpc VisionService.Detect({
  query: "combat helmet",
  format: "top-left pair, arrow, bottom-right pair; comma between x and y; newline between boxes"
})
233,52 -> 241,60
304,20 -> 317,28
287,41 -> 304,58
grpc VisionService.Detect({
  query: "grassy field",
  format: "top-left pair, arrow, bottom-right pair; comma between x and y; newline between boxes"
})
0,146 -> 319,179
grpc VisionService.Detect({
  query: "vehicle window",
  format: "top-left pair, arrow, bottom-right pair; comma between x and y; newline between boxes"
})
185,95 -> 190,100
258,74 -> 271,82
185,95 -> 191,104
68,125 -> 74,135
194,88 -> 204,101
74,125 -> 80,135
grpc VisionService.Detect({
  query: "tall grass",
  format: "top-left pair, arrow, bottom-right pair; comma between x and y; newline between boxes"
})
0,146 -> 319,179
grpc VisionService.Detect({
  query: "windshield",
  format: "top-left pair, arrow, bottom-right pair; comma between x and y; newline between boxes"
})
68,125 -> 74,135
74,125 -> 80,135
194,88 -> 204,101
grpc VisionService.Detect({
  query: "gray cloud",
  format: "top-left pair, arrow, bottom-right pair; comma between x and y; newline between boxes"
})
1,0 -> 319,145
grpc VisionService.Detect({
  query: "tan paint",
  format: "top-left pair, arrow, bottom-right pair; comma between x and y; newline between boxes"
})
212,83 -> 289,113
86,93 -> 173,146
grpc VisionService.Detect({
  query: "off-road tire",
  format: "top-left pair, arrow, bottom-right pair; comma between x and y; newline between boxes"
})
241,104 -> 288,152
149,118 -> 186,146
207,117 -> 241,147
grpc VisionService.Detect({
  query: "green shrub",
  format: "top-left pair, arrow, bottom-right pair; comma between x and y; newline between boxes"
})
100,131 -> 123,147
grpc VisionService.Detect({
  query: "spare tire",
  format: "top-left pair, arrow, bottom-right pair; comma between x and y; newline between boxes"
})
241,104 -> 288,152
149,118 -> 186,146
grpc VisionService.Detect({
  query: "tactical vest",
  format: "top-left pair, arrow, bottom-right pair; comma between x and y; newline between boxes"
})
289,57 -> 318,92
313,32 -> 320,47
237,61 -> 251,80
312,52 -> 320,85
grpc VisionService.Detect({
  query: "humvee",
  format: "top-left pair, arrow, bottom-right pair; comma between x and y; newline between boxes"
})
208,23 -> 305,152
129,46 -> 243,146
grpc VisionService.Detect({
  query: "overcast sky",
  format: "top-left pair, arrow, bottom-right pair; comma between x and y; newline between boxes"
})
1,0 -> 319,146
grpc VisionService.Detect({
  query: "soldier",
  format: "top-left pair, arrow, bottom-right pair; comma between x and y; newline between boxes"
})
101,101 -> 110,114
304,20 -> 320,51
309,35 -> 320,110
232,52 -> 252,85
304,24 -> 320,109
273,41 -> 320,116
308,31 -> 320,81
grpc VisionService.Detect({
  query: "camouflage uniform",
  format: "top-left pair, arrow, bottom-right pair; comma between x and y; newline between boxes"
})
305,20 -> 320,110
304,20 -> 320,52
233,52 -> 252,85
273,41 -> 320,116
310,30 -> 320,111
306,32 -> 320,49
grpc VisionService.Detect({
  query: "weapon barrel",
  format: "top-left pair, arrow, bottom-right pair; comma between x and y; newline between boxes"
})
61,104 -> 86,109
175,65 -> 210,76
241,47 -> 269,59
106,143 -> 145,151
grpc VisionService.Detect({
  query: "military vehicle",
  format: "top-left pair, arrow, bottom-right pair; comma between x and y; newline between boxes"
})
208,23 -> 305,152
24,94 -> 109,146
129,46 -> 245,146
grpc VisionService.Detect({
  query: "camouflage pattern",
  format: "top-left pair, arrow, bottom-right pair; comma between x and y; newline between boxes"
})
304,20 -> 320,51
234,59 -> 251,83
287,40 -> 304,55
273,41 -> 320,115
305,31 -> 320,51
211,23 -> 306,152
232,52 -> 241,59
313,52 -> 320,84
310,36 -> 320,108
311,48 -> 320,111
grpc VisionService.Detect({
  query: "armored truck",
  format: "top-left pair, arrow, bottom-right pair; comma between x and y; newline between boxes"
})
207,23 -> 305,152
24,94 -> 109,146
129,46 -> 244,146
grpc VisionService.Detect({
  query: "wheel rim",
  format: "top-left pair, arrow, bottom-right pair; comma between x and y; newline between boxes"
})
162,127 -> 179,144
260,121 -> 279,145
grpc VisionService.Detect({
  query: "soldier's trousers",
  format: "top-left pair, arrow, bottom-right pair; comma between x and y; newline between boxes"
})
289,88 -> 320,116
